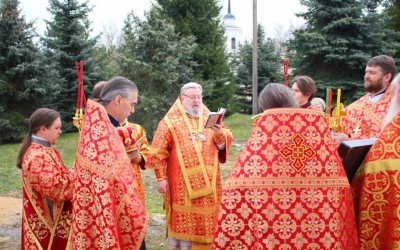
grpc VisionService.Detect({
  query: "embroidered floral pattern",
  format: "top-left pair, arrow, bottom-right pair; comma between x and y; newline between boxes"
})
72,100 -> 148,249
21,143 -> 73,249
212,108 -> 359,249
146,98 -> 233,244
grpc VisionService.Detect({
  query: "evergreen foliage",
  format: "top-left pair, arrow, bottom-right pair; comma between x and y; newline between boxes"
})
155,0 -> 236,113
0,0 -> 52,142
92,44 -> 120,80
41,0 -> 101,131
287,0 -> 400,104
382,0 -> 400,58
117,8 -> 198,139
233,25 -> 281,114
92,24 -> 124,80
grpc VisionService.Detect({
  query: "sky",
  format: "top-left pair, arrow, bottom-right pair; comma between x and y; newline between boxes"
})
18,0 -> 307,41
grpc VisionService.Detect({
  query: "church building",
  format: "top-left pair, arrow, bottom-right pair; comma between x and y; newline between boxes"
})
222,0 -> 242,54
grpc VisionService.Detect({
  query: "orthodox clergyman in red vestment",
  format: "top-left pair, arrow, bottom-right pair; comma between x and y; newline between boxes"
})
147,82 -> 233,249
352,74 -> 400,249
335,55 -> 395,147
17,108 -> 74,249
72,97 -> 148,249
341,88 -> 391,139
118,121 -> 150,205
213,107 -> 359,249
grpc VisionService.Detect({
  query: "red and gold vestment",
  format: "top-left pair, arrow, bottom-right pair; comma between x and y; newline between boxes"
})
251,114 -> 262,127
147,98 -> 233,248
212,108 -> 359,250
342,89 -> 391,139
120,122 -> 150,205
72,99 -> 148,249
352,111 -> 400,249
21,143 -> 74,249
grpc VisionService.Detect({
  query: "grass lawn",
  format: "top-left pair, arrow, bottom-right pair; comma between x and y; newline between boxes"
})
0,113 -> 253,198
224,113 -> 253,140
0,113 -> 253,249
0,133 -> 79,197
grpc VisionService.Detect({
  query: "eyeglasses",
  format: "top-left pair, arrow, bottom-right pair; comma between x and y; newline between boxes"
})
182,94 -> 203,100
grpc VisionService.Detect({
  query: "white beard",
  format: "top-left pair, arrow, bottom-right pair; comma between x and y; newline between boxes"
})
383,94 -> 400,127
185,105 -> 203,118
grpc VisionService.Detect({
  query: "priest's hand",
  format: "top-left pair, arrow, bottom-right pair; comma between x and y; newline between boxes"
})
210,124 -> 222,135
333,132 -> 349,149
127,149 -> 141,163
157,179 -> 169,195
131,154 -> 142,163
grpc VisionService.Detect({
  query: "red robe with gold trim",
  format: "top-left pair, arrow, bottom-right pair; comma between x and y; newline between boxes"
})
72,99 -> 148,249
21,143 -> 74,249
212,108 -> 359,250
342,89 -> 391,139
147,98 -> 233,248
120,122 -> 150,205
351,111 -> 400,249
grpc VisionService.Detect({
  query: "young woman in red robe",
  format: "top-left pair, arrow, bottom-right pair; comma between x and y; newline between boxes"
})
16,108 -> 74,249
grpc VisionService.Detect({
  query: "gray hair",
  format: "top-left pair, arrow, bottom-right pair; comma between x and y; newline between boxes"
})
311,97 -> 326,111
392,73 -> 400,88
259,83 -> 298,111
92,81 -> 108,99
180,82 -> 202,95
99,76 -> 138,105
383,74 -> 400,126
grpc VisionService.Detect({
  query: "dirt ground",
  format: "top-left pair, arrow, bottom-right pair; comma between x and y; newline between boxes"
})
0,196 -> 21,250
0,196 -> 167,250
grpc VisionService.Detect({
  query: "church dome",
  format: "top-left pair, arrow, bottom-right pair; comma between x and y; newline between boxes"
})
223,13 -> 236,20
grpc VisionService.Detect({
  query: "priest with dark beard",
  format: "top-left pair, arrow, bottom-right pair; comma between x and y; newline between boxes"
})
352,73 -> 400,249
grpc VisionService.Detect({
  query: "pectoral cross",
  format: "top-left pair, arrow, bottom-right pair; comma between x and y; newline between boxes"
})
191,132 -> 197,146
199,132 -> 206,142
353,124 -> 361,136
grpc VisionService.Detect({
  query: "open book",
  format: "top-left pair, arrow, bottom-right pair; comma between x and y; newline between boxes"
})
204,108 -> 226,128
338,138 -> 377,182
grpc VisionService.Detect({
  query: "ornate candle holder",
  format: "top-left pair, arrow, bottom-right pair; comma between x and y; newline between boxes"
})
73,109 -> 84,132
327,103 -> 347,132
73,60 -> 86,133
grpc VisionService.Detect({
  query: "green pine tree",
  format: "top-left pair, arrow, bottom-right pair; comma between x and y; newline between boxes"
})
92,23 -> 124,80
234,25 -> 281,114
382,0 -> 400,58
155,0 -> 236,113
92,44 -> 120,81
41,0 -> 101,131
117,8 -> 198,138
0,0 -> 52,142
287,0 -> 399,104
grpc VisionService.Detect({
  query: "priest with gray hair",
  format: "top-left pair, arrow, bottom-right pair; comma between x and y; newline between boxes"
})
147,82 -> 233,249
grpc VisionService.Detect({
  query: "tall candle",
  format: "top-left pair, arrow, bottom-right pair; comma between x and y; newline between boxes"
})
336,88 -> 341,116
328,89 -> 332,115
75,61 -> 80,109
76,84 -> 81,109
78,83 -> 83,110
